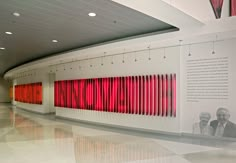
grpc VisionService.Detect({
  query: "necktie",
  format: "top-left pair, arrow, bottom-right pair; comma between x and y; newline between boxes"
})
215,123 -> 224,137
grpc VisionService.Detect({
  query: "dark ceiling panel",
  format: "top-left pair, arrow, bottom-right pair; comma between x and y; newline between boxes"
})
0,0 -> 177,76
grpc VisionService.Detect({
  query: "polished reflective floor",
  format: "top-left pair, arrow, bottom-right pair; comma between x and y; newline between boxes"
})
0,103 -> 236,163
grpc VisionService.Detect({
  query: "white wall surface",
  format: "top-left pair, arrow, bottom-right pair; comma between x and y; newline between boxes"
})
0,77 -> 10,103
49,73 -> 56,113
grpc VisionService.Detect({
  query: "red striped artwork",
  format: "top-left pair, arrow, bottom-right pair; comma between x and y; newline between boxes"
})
14,82 -> 43,104
54,74 -> 177,117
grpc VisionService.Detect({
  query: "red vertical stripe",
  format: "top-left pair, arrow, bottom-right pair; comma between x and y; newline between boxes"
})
133,76 -> 136,114
173,74 -> 177,117
117,77 -> 121,113
126,76 -> 130,114
141,76 -> 143,115
140,76 -> 143,115
154,75 -> 157,116
150,75 -> 153,116
145,75 -> 149,115
89,78 -> 92,110
116,77 -> 119,113
114,77 -> 118,113
100,78 -> 103,111
66,81 -> 72,108
72,80 -> 79,109
166,74 -> 169,116
123,77 -> 126,114
95,78 -> 100,111
136,76 -> 139,115
109,77 -> 113,112
158,75 -> 162,116
103,78 -> 109,112
131,76 -> 135,114
87,79 -> 90,110
170,75 -> 173,117
101,78 -> 104,112
94,79 -> 98,111
79,79 -> 84,109
107,78 -> 110,112
162,75 -> 166,117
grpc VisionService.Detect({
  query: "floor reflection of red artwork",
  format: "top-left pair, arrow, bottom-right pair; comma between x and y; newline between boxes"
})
73,136 -> 172,163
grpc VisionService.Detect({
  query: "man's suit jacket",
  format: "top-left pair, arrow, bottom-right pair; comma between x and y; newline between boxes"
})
210,120 -> 236,138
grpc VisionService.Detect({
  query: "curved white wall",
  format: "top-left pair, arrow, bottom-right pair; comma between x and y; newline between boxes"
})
9,34 -> 236,137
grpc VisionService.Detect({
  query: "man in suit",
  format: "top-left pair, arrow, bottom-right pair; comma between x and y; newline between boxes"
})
210,107 -> 236,138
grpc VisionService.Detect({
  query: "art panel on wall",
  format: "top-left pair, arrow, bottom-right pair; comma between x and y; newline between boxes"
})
14,82 -> 43,104
54,74 -> 176,117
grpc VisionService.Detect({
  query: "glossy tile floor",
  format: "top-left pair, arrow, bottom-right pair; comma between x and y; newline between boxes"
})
1,103 -> 236,163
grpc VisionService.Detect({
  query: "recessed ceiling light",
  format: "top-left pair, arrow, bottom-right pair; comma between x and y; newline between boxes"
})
88,12 -> 96,17
0,47 -> 5,50
52,40 -> 58,43
13,12 -> 20,17
5,32 -> 13,35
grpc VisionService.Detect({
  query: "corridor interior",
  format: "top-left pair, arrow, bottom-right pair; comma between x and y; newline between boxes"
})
0,103 -> 236,163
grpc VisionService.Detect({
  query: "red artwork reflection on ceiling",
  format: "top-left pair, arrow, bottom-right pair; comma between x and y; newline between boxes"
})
210,0 -> 224,19
231,0 -> 236,16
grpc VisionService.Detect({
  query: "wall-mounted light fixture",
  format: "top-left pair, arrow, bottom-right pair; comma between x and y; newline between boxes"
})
163,48 -> 166,59
188,44 -> 192,56
134,51 -> 138,62
148,45 -> 151,60
122,49 -> 125,63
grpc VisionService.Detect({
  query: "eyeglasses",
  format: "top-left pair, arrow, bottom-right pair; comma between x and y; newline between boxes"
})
217,114 -> 229,117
